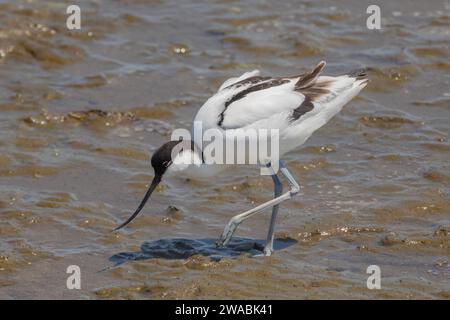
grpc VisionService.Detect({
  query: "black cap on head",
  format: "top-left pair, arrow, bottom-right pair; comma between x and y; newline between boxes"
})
114,140 -> 187,230
150,140 -> 183,177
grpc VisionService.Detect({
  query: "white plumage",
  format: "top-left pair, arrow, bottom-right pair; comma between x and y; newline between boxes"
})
191,60 -> 368,169
115,61 -> 369,256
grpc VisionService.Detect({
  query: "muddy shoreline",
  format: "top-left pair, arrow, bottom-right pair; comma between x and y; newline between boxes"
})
0,0 -> 449,299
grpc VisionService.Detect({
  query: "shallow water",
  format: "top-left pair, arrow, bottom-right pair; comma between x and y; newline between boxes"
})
0,0 -> 449,299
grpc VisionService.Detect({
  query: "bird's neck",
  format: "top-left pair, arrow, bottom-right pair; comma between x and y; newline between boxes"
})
189,140 -> 205,164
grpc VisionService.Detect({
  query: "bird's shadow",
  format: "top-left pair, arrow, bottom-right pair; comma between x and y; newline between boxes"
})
109,237 -> 297,266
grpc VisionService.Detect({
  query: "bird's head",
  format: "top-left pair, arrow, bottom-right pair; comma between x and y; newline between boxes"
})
114,139 -> 194,230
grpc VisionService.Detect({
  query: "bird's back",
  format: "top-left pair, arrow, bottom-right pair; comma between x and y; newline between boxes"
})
193,61 -> 368,161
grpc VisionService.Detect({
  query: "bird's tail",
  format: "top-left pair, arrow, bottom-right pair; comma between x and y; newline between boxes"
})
309,67 -> 368,107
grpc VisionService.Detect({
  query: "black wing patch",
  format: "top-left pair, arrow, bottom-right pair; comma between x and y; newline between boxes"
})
218,61 -> 336,126
295,61 -> 326,89
218,78 -> 290,127
290,62 -> 331,122
291,97 -> 314,121
224,76 -> 271,90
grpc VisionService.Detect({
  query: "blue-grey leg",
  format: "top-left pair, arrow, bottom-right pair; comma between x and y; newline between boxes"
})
216,160 -> 300,252
263,173 -> 283,256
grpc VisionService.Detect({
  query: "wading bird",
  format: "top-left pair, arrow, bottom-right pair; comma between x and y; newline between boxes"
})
115,61 -> 368,256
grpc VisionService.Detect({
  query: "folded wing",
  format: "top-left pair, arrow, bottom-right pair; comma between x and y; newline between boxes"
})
218,61 -> 327,129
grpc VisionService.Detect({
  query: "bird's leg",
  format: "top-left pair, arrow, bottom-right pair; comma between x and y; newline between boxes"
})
279,160 -> 300,194
262,173 -> 283,256
216,160 -> 300,249
264,160 -> 301,255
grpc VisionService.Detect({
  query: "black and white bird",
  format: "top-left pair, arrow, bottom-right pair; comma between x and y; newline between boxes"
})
115,61 -> 368,256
